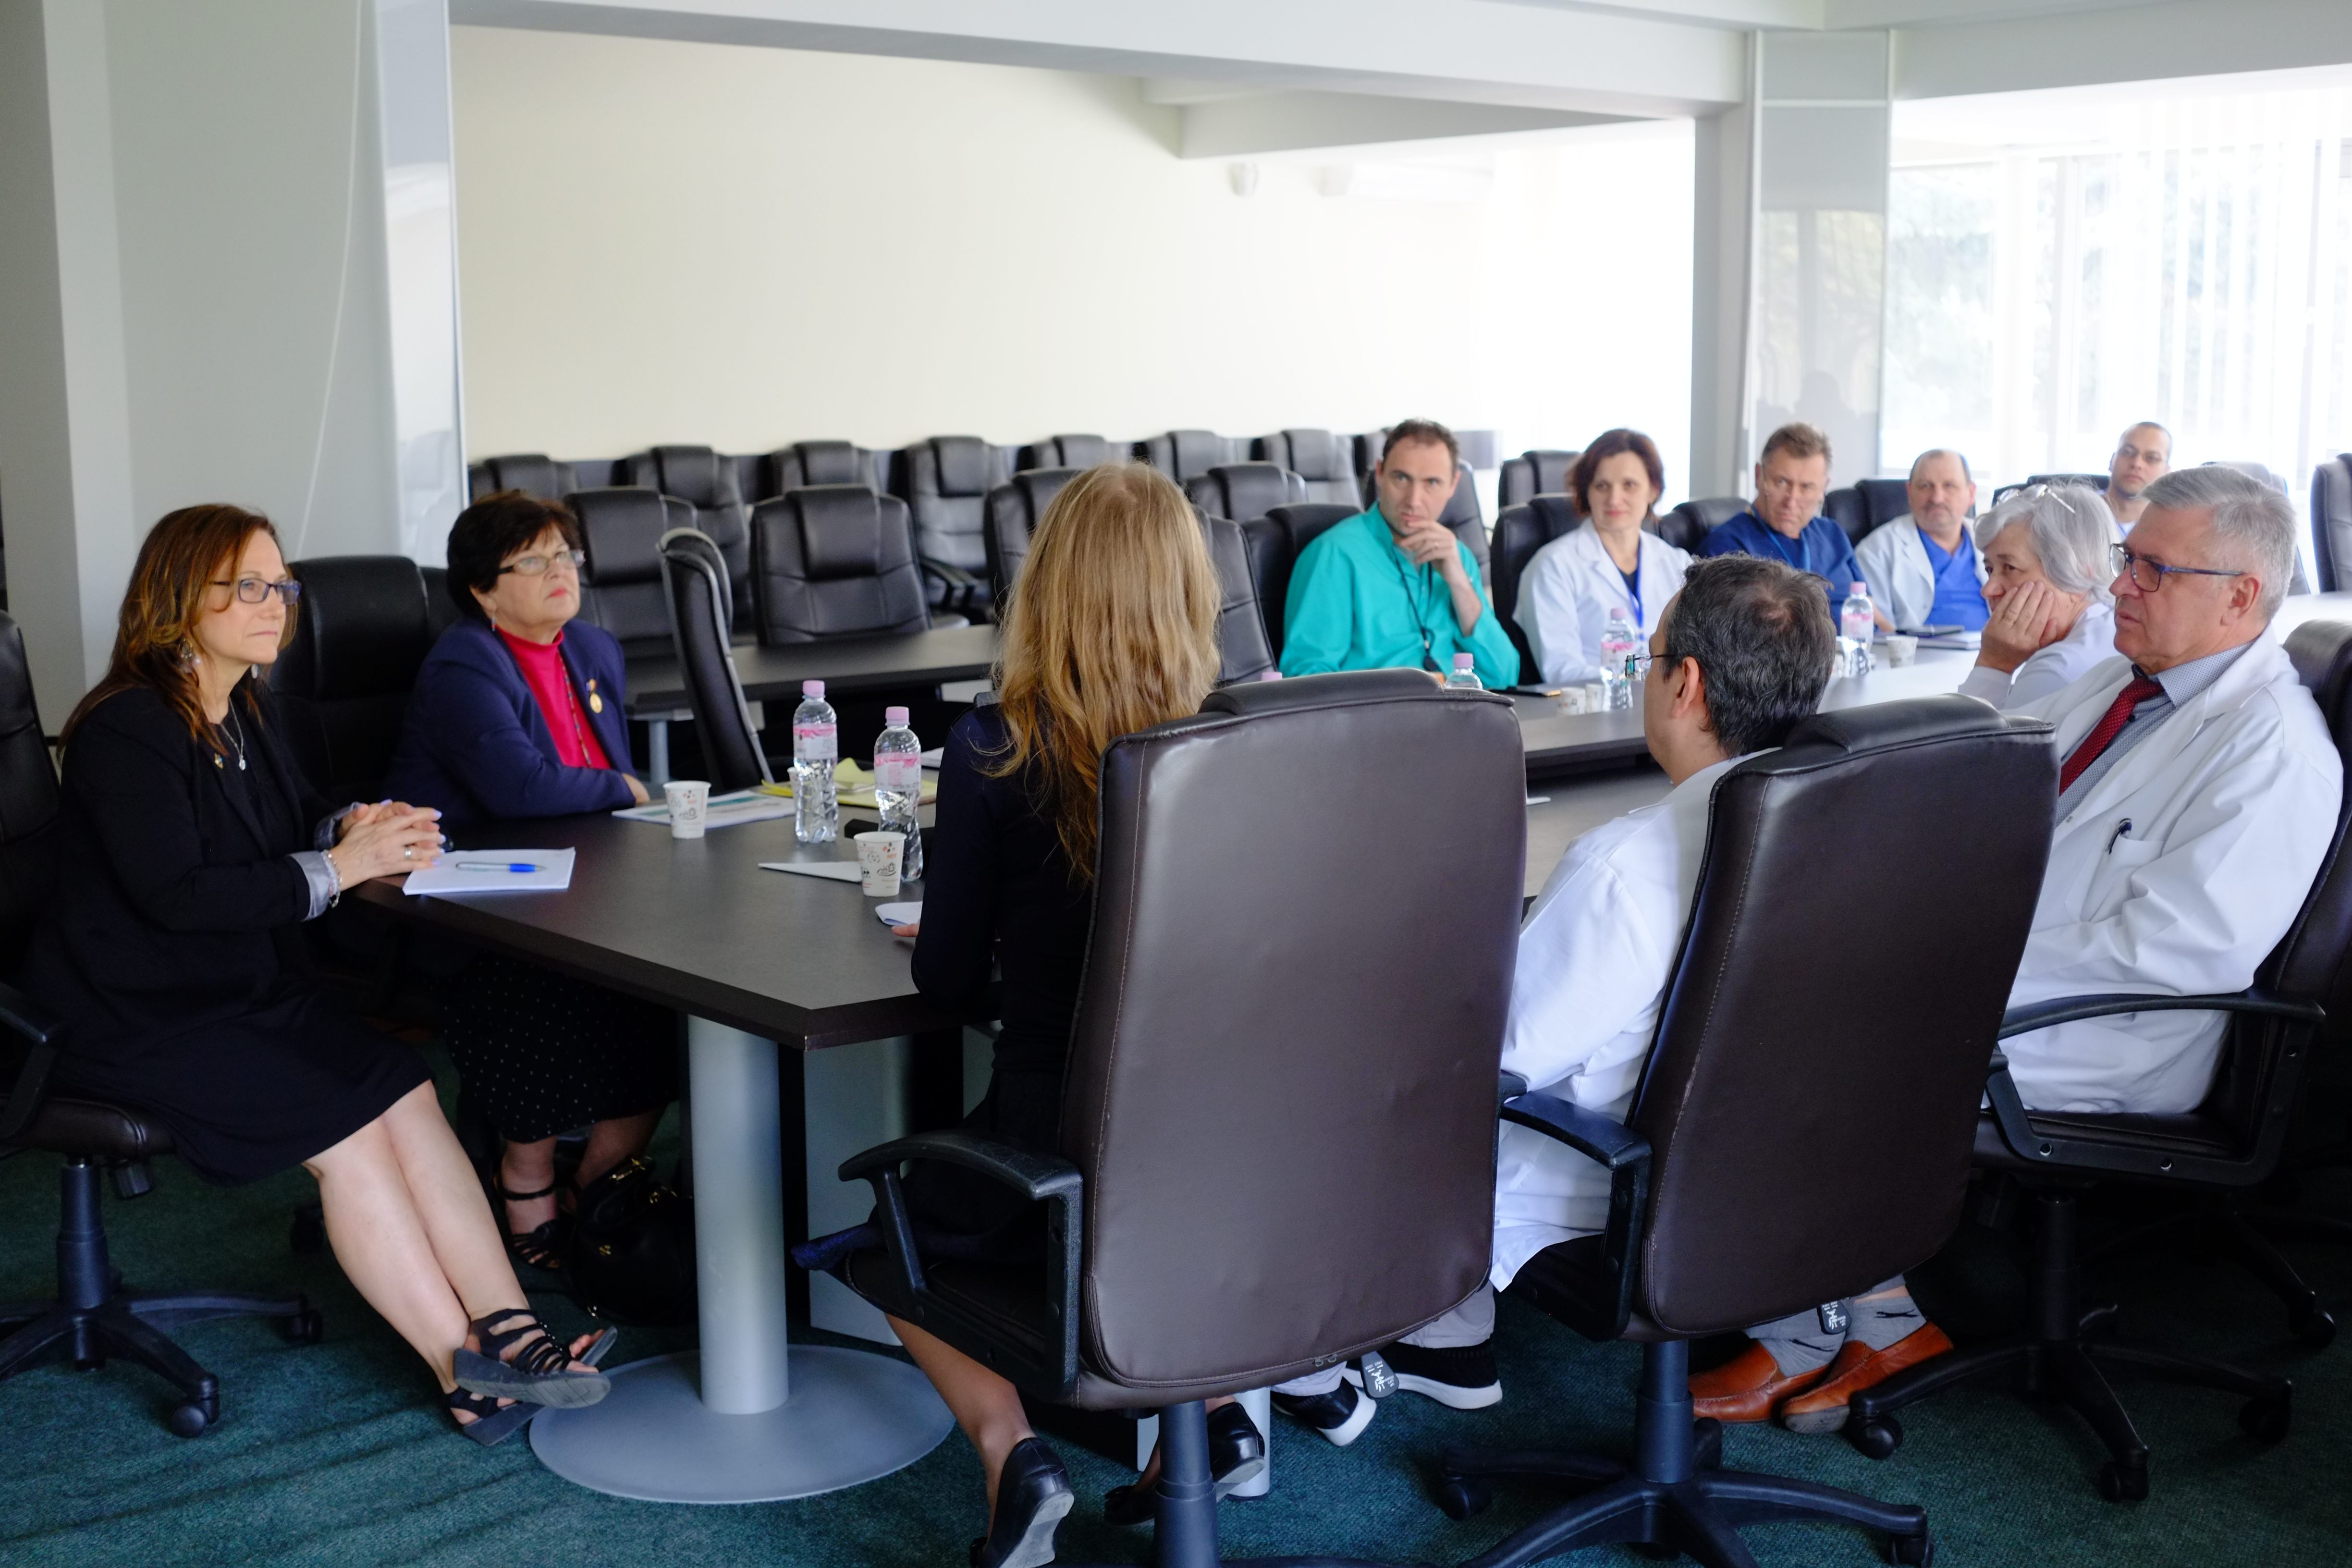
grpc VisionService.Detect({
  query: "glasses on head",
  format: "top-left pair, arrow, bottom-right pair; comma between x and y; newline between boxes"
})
211,577 -> 301,606
2108,543 -> 2245,594
499,548 -> 586,578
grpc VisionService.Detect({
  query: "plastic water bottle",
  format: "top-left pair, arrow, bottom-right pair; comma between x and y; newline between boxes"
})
1839,582 -> 1875,678
1598,608 -> 1640,711
1444,653 -> 1482,689
791,679 -> 838,844
872,705 -> 923,882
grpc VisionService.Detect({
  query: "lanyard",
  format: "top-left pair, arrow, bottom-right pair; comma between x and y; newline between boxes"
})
1384,532 -> 1442,672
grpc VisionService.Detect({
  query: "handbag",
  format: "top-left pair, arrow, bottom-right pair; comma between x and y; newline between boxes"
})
565,1155 -> 698,1325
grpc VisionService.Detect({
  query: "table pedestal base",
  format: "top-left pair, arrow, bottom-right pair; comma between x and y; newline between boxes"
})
530,1348 -> 954,1503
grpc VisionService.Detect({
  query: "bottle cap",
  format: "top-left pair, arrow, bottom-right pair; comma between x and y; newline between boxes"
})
1454,653 -> 1474,670
885,706 -> 909,725
1851,582 -> 1867,593
1259,670 -> 1283,680
802,680 -> 824,698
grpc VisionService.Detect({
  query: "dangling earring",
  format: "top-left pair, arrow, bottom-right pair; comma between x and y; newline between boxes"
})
179,641 -> 202,670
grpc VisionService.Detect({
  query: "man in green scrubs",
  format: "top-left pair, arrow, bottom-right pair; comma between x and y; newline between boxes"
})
1280,419 -> 1517,686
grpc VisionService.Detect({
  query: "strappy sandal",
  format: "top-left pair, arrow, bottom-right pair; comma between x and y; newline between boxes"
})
452,1309 -> 613,1409
493,1178 -> 569,1273
447,1327 -> 619,1446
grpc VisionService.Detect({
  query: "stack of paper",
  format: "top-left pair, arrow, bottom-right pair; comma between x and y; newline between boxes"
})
404,848 -> 576,894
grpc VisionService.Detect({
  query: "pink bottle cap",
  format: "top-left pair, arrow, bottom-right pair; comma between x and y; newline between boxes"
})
885,706 -> 909,724
802,680 -> 824,698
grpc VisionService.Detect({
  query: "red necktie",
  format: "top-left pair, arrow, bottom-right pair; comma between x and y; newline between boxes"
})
2058,674 -> 2165,793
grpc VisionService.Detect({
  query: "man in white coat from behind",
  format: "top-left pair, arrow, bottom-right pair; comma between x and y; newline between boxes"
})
1692,463 -> 2343,1438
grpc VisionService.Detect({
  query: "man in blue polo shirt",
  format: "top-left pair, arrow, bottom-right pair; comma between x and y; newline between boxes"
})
1854,448 -> 1988,633
1701,422 -> 1889,631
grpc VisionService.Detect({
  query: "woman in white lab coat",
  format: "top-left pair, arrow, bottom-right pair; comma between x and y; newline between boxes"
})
1957,483 -> 2122,711
1515,429 -> 1690,688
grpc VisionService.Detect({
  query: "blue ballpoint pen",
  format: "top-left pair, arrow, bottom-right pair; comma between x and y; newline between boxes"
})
456,861 -> 541,873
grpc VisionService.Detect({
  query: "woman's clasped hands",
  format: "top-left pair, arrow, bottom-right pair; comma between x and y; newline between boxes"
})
330,800 -> 446,884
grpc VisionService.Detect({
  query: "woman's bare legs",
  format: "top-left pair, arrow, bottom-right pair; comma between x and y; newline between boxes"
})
890,1313 -> 1036,1523
498,1107 -> 666,1236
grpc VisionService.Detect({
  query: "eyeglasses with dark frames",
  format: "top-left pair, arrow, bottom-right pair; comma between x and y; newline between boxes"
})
498,548 -> 587,578
211,577 -> 302,606
2109,543 -> 2246,594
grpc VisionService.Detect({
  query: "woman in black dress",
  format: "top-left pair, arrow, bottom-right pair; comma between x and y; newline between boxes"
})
23,504 -> 609,1442
875,465 -> 1226,1567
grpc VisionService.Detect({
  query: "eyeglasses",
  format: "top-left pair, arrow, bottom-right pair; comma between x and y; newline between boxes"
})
499,549 -> 586,578
2109,543 -> 2245,593
1625,651 -> 1657,678
211,577 -> 302,606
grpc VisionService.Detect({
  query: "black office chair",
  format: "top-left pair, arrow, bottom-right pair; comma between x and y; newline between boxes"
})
982,467 -> 1083,606
419,566 -> 463,642
1200,516 -> 1274,683
1246,503 -> 1384,663
2310,454 -> 2352,592
1490,496 -> 1583,686
833,670 -> 1525,1568
1661,496 -> 1745,554
1438,696 -> 2056,1567
468,453 -> 577,502
1824,479 -> 1910,549
1849,618 -> 2352,1501
1139,430 -> 1243,482
1183,464 -> 1306,526
1253,430 -> 1359,504
1016,435 -> 1115,473
748,485 -> 937,645
758,441 -> 889,500
624,445 -> 755,623
1439,459 -> 1487,559
274,556 -> 441,802
1498,449 -> 1580,511
656,528 -> 770,794
570,487 -> 698,660
902,436 -> 1012,621
0,611 -> 320,1437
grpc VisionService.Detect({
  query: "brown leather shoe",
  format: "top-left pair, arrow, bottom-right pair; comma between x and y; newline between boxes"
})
1777,1323 -> 1955,1434
1689,1342 -> 1827,1424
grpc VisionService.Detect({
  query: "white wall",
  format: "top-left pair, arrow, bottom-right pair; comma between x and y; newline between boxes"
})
451,27 -> 1694,499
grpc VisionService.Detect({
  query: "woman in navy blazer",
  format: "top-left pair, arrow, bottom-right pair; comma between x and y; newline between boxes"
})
386,492 -> 676,1276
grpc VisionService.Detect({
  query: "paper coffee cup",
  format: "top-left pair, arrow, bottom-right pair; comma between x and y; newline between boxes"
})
855,831 -> 904,896
1885,635 -> 1918,668
664,779 -> 711,840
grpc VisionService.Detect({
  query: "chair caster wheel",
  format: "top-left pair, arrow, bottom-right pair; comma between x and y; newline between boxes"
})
289,1206 -> 327,1255
1883,1529 -> 1935,1566
282,1308 -> 324,1346
1434,1477 -> 1490,1522
2290,1306 -> 2335,1350
167,1399 -> 215,1438
1849,1414 -> 1903,1461
2097,1460 -> 2148,1502
2239,1389 -> 2291,1443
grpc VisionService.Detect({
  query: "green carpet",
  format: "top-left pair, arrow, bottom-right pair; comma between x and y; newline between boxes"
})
6,1047 -> 2352,1567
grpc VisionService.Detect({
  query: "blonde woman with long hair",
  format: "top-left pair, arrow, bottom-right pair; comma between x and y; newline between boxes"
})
797,464 -> 1224,1567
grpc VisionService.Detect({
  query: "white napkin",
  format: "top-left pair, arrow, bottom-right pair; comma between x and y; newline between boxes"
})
875,901 -> 922,927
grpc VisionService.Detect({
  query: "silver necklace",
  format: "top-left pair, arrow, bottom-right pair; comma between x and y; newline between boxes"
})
216,706 -> 247,772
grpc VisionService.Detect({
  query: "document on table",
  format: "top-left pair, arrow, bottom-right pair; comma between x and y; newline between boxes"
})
613,788 -> 796,828
404,848 -> 576,894
760,859 -> 863,882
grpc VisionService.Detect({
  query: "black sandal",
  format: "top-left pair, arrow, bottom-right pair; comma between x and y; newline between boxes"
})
493,1179 -> 569,1273
453,1309 -> 613,1409
447,1327 -> 619,1446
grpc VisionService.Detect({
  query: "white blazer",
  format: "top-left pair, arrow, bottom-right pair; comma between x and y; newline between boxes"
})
1491,756 -> 1732,1288
2008,635 -> 2341,1114
1956,602 -> 2118,711
1854,515 -> 1987,632
1515,526 -> 1692,687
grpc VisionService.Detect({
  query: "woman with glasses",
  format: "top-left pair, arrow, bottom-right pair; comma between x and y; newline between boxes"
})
1957,483 -> 2122,710
24,504 -> 611,1443
385,491 -> 675,1279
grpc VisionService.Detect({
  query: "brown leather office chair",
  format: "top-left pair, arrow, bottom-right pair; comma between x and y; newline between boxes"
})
1441,696 -> 2056,1567
0,610 -> 320,1437
1851,618 -> 2352,1500
834,670 -> 1525,1567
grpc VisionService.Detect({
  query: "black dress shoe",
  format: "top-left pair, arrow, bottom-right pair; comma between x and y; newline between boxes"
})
1102,1402 -> 1269,1526
971,1438 -> 1073,1568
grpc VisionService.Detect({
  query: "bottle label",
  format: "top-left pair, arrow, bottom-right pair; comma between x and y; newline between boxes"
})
793,723 -> 837,761
874,757 -> 921,791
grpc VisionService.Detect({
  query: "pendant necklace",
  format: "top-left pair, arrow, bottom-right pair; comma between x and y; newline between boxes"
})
216,706 -> 248,772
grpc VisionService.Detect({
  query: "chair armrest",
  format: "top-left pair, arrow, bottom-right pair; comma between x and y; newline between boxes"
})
1998,990 -> 2323,1039
835,1130 -> 1084,1401
919,558 -> 984,593
0,981 -> 66,1146
1501,1090 -> 1653,1338
1981,1048 -> 2037,1161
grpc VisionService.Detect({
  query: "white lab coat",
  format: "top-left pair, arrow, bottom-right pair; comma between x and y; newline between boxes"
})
1490,756 -> 1734,1288
1956,602 -> 2117,712
2007,635 -> 2341,1114
1853,515 -> 1987,632
1514,526 -> 1692,687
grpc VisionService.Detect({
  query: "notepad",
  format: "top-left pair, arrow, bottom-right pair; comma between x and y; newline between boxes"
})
755,760 -> 938,809
403,848 -> 575,894
759,860 -> 864,883
613,788 -> 796,828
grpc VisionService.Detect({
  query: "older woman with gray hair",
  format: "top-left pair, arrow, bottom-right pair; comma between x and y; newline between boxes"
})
1957,483 -> 2123,710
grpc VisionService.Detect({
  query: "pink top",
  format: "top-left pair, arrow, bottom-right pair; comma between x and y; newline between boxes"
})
497,627 -> 610,771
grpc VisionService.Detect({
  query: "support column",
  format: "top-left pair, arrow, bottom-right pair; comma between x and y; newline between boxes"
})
1688,32 -> 1758,501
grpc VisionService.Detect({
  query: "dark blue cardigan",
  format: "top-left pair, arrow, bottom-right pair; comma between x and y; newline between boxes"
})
384,620 -> 638,830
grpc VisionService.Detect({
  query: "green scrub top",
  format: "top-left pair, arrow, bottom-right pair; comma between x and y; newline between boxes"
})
1278,509 -> 1518,687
